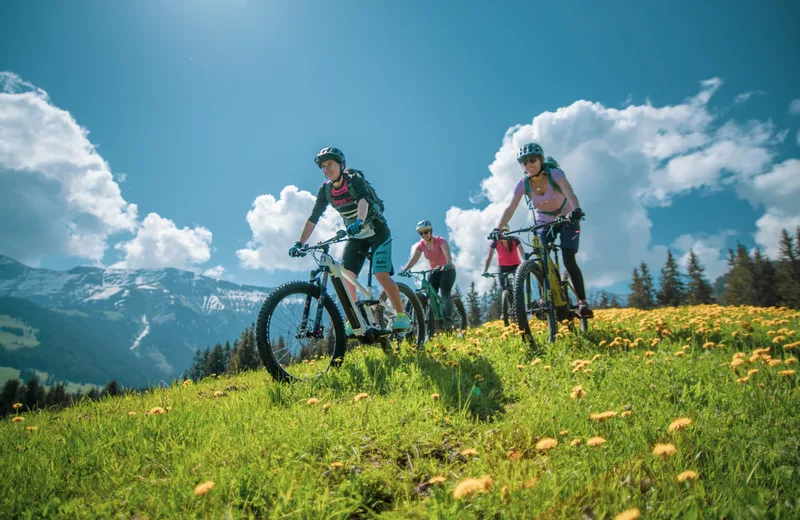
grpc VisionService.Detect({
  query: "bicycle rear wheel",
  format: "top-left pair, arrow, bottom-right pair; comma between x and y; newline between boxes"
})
501,289 -> 512,327
378,282 -> 426,349
256,281 -> 346,382
452,296 -> 468,331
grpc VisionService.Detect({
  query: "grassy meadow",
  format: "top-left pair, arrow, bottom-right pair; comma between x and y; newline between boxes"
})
2,305 -> 799,519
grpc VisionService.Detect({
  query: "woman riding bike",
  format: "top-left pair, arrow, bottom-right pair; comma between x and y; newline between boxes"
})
399,220 -> 457,327
289,146 -> 412,336
488,142 -> 593,318
482,225 -> 525,291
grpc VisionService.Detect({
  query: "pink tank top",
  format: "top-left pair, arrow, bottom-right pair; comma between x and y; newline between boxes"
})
491,237 -> 522,266
416,236 -> 449,269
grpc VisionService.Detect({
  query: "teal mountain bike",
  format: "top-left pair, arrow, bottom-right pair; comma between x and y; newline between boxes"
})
400,268 -> 468,340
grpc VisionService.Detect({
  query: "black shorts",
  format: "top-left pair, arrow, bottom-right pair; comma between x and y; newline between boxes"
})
499,264 -> 519,290
342,230 -> 393,276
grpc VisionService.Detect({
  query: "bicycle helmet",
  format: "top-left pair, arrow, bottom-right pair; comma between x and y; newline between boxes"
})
416,220 -> 432,232
314,147 -> 346,170
517,142 -> 544,163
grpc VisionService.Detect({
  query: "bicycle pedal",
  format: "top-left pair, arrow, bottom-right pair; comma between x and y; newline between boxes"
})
356,300 -> 382,307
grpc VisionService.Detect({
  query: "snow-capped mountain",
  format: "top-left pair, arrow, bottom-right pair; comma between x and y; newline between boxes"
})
0,255 -> 272,386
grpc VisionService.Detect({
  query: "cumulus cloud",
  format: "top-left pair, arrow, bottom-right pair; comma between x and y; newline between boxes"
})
672,231 -> 735,282
0,71 -> 218,271
443,78 -> 799,293
0,72 -> 138,265
237,185 -> 344,272
790,99 -> 800,115
111,213 -> 212,269
203,265 -> 227,279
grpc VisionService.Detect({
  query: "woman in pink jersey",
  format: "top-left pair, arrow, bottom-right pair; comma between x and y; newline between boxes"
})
488,142 -> 593,318
399,220 -> 457,326
482,225 -> 525,291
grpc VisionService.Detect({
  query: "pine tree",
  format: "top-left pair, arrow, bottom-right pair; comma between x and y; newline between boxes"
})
609,295 -> 621,308
722,245 -> 756,306
46,383 -> 69,408
657,250 -> 685,307
751,248 -> 778,307
223,341 -> 232,370
598,291 -> 610,309
776,229 -> 800,308
639,262 -> 656,309
23,377 -> 46,411
0,379 -> 26,416
628,267 -> 654,309
685,249 -> 713,305
103,380 -> 121,397
485,279 -> 501,321
466,282 -> 483,326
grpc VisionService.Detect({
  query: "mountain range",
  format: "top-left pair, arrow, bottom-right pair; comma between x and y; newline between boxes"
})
0,255 -> 271,388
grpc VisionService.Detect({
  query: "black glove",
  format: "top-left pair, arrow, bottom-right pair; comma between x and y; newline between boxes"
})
568,208 -> 585,222
487,228 -> 502,241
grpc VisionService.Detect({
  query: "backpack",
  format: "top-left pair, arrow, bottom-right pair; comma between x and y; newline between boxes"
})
523,162 -> 566,217
325,168 -> 386,221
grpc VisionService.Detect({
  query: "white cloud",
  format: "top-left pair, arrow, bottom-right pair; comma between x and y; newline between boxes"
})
237,185 -> 344,272
733,90 -> 766,104
0,71 -> 218,272
442,78 -> 799,292
790,99 -> 800,115
111,213 -> 213,269
755,210 -> 800,259
672,231 -> 734,282
0,72 -> 138,265
203,265 -> 227,279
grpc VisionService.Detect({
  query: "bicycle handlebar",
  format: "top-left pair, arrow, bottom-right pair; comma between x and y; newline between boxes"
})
302,229 -> 349,252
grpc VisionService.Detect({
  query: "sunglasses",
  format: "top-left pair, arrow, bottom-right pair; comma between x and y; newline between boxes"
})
519,155 -> 540,166
418,230 -> 432,236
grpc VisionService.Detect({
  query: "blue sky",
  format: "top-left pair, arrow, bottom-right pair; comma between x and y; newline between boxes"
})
1,0 -> 799,297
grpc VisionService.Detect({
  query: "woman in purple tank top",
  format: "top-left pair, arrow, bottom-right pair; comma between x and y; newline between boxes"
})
488,143 -> 593,318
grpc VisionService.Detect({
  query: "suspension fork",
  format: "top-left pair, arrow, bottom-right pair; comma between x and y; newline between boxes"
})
298,268 -> 330,338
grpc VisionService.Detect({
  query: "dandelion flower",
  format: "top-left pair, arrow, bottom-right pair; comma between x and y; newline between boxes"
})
517,364 -> 525,370
570,385 -> 587,399
532,358 -> 542,366
748,369 -> 759,376
523,477 -> 539,488
306,398 -> 319,405
677,470 -> 698,483
431,393 -> 440,401
570,438 -> 582,447
786,358 -> 797,365
428,475 -> 446,485
194,481 -> 215,496
652,443 -> 677,459
778,370 -> 797,376
592,354 -> 601,361
583,368 -> 592,374
330,462 -> 344,468
25,425 -> 37,432
621,411 -> 631,417
148,407 -> 165,415
682,345 -> 691,351
12,403 -> 22,410
452,475 -> 492,499
543,365 -> 551,371
536,438 -> 558,451
353,392 -> 369,402
559,429 -> 569,436
615,509 -> 641,520
213,391 -> 224,397
768,360 -> 782,367
128,411 -> 136,417
460,448 -> 479,457
501,485 -> 510,503
587,437 -> 606,447
736,377 -> 750,384
590,411 -> 618,422
668,418 -> 692,432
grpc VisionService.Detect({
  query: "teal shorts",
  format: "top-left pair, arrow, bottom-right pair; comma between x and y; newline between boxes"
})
342,233 -> 394,275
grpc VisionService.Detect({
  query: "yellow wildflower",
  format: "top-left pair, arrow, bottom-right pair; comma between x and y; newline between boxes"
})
587,437 -> 606,447
570,385 -> 587,399
12,403 -> 23,409
786,358 -> 797,365
778,370 -> 797,377
677,470 -> 698,483
306,398 -> 319,405
570,438 -> 582,447
590,411 -> 618,422
536,438 -> 558,451
148,407 -> 165,415
668,418 -> 692,432
428,475 -> 446,485
652,443 -> 677,459
460,448 -> 479,456
452,476 -> 492,499
615,509 -> 641,520
194,481 -> 215,496
353,392 -> 369,402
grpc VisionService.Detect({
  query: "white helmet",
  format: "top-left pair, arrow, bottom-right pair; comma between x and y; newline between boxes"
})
416,220 -> 432,232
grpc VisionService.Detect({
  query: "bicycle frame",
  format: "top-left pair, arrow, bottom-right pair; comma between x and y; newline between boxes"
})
302,235 -> 397,339
406,270 -> 444,320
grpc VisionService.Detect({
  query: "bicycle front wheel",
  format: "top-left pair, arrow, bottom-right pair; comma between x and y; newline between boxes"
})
564,282 -> 589,332
256,281 -> 346,382
513,259 -> 556,348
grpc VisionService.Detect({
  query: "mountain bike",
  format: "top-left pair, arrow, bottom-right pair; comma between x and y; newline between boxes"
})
501,217 -> 589,347
399,268 -> 468,339
483,271 -> 516,326
255,230 -> 425,382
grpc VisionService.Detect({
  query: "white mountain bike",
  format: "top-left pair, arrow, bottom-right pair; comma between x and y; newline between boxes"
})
256,230 -> 425,382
